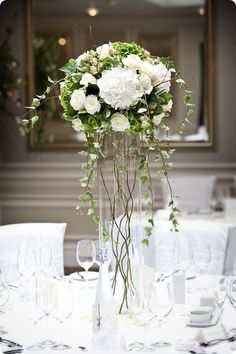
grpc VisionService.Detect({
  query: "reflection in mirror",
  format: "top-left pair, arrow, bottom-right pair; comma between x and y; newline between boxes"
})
29,0 -> 214,150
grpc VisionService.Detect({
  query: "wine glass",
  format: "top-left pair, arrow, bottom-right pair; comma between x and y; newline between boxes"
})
128,286 -> 154,351
0,276 -> 9,335
37,279 -> 57,348
193,243 -> 211,275
227,277 -> 236,350
38,248 -> 53,277
148,280 -> 173,348
23,288 -> 45,350
17,249 -> 38,283
173,238 -> 193,274
76,240 -> 95,286
213,276 -> 227,326
51,280 -> 73,350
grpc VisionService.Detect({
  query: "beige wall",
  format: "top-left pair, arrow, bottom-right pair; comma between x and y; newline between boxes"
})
0,0 -> 236,267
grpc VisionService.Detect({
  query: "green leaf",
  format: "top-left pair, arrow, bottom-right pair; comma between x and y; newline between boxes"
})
31,115 -> 39,125
142,238 -> 149,247
48,76 -> 55,84
140,175 -> 148,184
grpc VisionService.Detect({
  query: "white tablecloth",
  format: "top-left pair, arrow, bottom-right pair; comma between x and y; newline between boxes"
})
1,276 -> 236,354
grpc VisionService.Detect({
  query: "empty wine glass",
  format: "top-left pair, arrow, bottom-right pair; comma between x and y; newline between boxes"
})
213,276 -> 227,326
37,279 -> 57,348
173,238 -> 193,274
148,280 -> 173,348
51,280 -> 73,350
38,248 -> 53,277
128,286 -> 154,352
193,243 -> 211,275
0,276 -> 9,335
76,240 -> 95,287
227,277 -> 236,350
17,249 -> 38,283
23,288 -> 45,350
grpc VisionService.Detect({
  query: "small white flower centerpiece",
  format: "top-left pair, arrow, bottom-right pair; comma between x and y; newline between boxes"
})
25,42 -> 192,312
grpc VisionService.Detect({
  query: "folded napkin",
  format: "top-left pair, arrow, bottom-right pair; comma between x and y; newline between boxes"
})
175,338 -> 206,353
90,326 -> 125,351
195,324 -> 228,345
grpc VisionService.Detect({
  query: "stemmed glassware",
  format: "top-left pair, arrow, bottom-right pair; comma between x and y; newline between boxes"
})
128,285 -> 154,352
193,243 -> 211,275
38,248 -> 53,277
173,238 -> 193,274
37,279 -> 57,348
227,277 -> 236,350
23,288 -> 45,350
213,276 -> 227,326
148,280 -> 173,348
51,280 -> 73,350
17,249 -> 38,284
76,240 -> 96,287
0,274 -> 9,336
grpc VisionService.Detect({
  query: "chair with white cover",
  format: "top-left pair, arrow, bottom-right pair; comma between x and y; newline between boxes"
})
161,176 -> 216,213
0,223 -> 66,281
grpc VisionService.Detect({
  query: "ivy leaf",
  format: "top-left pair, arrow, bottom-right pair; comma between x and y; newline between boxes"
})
142,238 -> 149,247
31,115 -> 39,126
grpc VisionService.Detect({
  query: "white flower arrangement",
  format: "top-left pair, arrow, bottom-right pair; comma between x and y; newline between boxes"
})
25,41 -> 193,246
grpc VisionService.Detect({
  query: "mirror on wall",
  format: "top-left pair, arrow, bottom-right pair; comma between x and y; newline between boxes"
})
27,0 -> 215,150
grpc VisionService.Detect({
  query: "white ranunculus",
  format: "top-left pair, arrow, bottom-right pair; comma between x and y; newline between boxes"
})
84,95 -> 101,115
80,73 -> 96,87
153,113 -> 165,126
96,44 -> 113,59
111,113 -> 130,132
163,99 -> 173,112
122,54 -> 142,70
70,89 -> 86,111
140,61 -> 171,92
72,118 -> 83,132
139,73 -> 153,94
97,67 -> 143,110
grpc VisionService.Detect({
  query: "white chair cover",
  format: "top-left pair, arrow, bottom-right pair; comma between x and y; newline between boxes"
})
0,223 -> 66,281
161,176 -> 216,212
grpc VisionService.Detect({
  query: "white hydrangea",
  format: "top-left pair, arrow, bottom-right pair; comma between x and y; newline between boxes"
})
84,95 -> 101,115
139,73 -> 153,94
153,113 -> 165,125
163,99 -> 173,112
122,54 -> 142,71
72,118 -> 83,132
80,73 -> 97,87
96,44 -> 114,59
111,113 -> 130,132
97,67 -> 143,110
70,89 -> 86,111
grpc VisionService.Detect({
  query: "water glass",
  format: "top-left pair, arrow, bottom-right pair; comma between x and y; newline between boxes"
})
76,240 -> 95,285
148,281 -> 173,348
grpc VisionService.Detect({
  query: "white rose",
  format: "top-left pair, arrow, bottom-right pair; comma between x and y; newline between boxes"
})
70,89 -> 86,111
111,113 -> 130,132
76,51 -> 89,64
140,61 -> 171,92
153,113 -> 165,125
96,44 -> 114,59
140,115 -> 149,127
97,67 -> 143,110
80,73 -> 96,87
72,118 -> 83,132
163,99 -> 173,112
139,73 -> 153,94
84,95 -> 101,115
122,54 -> 142,70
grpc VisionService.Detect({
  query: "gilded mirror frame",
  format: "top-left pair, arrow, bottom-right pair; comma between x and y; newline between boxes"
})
25,0 -> 216,151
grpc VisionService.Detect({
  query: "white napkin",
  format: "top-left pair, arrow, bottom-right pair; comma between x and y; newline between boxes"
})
195,324 -> 228,344
90,326 -> 125,351
175,338 -> 206,353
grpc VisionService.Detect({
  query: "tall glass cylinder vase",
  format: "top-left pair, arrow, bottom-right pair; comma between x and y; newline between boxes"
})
97,132 -> 143,313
